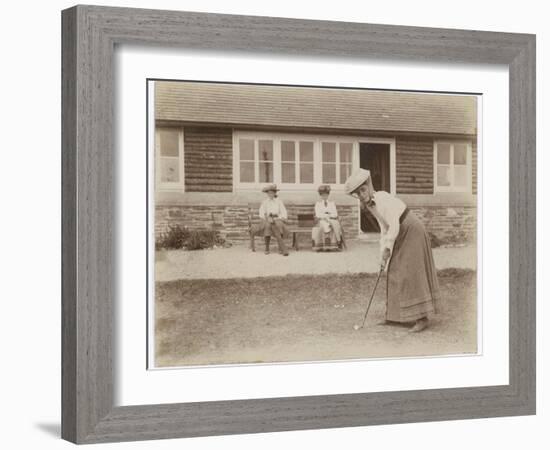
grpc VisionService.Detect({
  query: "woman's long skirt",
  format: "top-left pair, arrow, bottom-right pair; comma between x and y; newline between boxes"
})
386,212 -> 443,322
312,219 -> 342,250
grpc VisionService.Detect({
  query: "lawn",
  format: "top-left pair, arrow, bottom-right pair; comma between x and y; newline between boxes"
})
154,269 -> 477,367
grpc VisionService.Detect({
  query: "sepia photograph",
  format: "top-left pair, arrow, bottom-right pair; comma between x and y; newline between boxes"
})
149,80 -> 478,368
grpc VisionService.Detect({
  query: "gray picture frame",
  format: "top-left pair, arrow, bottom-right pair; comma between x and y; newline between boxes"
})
61,5 -> 536,444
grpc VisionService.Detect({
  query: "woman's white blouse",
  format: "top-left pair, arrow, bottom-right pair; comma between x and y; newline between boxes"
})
314,200 -> 338,219
259,198 -> 288,220
367,191 -> 407,256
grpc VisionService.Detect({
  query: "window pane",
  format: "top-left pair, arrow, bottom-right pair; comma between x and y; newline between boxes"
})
281,162 -> 295,183
454,166 -> 468,187
239,139 -> 255,160
340,143 -> 353,163
437,144 -> 451,164
322,142 -> 336,162
437,165 -> 451,186
323,164 -> 336,184
158,130 -> 179,157
259,162 -> 273,182
454,144 -> 468,165
160,157 -> 179,182
240,162 -> 255,182
340,163 -> 352,183
300,163 -> 314,183
259,140 -> 273,161
299,142 -> 313,161
281,141 -> 295,161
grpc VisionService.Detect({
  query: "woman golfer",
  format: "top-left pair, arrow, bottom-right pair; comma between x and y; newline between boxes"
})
345,168 -> 442,332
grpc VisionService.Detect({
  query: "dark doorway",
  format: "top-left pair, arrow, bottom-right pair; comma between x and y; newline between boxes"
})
359,143 -> 391,233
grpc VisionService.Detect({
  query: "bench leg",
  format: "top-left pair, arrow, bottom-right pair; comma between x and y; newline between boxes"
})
249,230 -> 256,252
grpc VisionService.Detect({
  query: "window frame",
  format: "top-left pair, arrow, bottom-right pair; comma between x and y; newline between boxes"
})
233,131 -> 362,191
155,127 -> 185,191
433,140 -> 473,193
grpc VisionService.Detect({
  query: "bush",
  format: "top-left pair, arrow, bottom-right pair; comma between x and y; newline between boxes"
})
156,225 -> 226,251
185,229 -> 225,250
428,232 -> 444,248
155,225 -> 188,250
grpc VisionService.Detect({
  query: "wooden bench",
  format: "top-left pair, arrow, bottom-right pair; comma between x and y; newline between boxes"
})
290,213 -> 315,251
248,208 -> 346,252
247,207 -> 299,252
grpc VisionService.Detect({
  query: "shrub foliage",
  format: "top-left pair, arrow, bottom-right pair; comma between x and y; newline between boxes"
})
156,225 -> 226,251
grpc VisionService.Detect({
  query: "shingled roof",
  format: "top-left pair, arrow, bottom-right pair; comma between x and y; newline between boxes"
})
155,81 -> 477,135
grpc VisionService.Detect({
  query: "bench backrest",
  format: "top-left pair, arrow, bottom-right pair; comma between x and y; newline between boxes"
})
296,213 -> 315,228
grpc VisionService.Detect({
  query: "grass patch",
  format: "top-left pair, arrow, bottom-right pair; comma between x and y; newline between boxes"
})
154,271 -> 477,367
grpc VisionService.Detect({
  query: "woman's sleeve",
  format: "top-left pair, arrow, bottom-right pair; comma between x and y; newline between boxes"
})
377,218 -> 388,255
381,213 -> 400,255
380,198 -> 403,255
258,201 -> 265,218
279,200 -> 288,220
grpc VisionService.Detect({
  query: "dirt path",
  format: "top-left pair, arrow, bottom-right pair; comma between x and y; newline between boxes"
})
155,270 -> 477,368
155,241 -> 477,281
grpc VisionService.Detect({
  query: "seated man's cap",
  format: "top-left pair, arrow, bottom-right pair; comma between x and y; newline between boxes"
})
344,169 -> 371,195
261,183 -> 279,193
317,184 -> 331,194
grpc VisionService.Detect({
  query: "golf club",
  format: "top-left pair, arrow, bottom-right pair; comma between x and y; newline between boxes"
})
353,267 -> 384,330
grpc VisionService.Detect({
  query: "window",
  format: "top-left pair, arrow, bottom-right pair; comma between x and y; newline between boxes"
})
281,141 -> 296,183
237,138 -> 275,184
235,133 -> 360,189
238,138 -> 255,182
434,142 -> 471,192
279,140 -> 315,184
234,132 -> 338,189
321,142 -> 337,183
299,141 -> 314,183
258,140 -> 274,183
156,128 -> 184,189
321,141 -> 354,184
340,143 -> 353,182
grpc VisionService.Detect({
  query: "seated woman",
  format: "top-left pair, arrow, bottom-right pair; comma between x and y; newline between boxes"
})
255,184 -> 289,256
312,185 -> 343,251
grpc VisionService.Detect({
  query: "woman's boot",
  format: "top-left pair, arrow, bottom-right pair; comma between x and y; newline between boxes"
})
409,317 -> 429,333
264,236 -> 271,254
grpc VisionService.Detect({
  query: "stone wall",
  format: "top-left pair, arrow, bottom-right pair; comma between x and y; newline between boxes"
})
410,206 -> 477,244
155,203 -> 476,246
155,204 -> 360,243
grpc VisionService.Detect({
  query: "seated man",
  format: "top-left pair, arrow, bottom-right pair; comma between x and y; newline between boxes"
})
312,185 -> 343,251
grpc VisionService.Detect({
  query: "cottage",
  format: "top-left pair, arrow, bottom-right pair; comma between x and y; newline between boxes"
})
153,81 -> 477,245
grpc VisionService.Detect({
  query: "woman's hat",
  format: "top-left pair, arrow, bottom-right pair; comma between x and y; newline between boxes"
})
344,169 -> 371,195
262,183 -> 279,193
317,184 -> 331,194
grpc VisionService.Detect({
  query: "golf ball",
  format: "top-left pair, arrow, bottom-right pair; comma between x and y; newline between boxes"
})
353,325 -> 360,330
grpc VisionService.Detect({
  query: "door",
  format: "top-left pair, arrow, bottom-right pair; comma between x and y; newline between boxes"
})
359,143 -> 391,233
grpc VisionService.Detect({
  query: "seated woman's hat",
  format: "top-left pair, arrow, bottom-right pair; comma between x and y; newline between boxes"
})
262,183 -> 279,193
317,184 -> 331,194
344,169 -> 371,195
